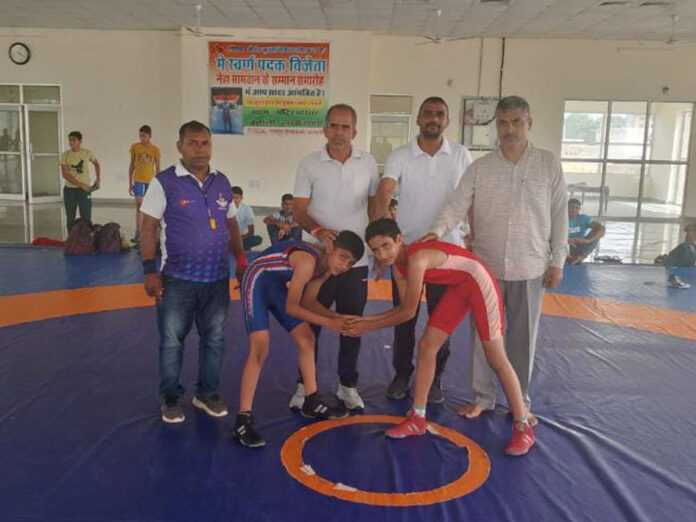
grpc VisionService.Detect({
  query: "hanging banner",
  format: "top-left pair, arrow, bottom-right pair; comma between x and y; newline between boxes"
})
209,41 -> 330,136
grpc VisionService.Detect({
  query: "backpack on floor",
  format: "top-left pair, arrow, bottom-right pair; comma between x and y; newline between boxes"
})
64,218 -> 96,256
95,222 -> 123,254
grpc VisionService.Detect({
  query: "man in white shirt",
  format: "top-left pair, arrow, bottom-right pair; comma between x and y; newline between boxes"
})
232,186 -> 262,250
292,103 -> 380,411
425,96 -> 568,424
371,96 -> 472,403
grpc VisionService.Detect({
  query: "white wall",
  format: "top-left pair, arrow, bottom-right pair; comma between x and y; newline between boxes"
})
0,29 -> 182,200
2,28 -> 696,217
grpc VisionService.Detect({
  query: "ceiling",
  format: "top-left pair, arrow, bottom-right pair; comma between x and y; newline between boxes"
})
1,0 -> 695,42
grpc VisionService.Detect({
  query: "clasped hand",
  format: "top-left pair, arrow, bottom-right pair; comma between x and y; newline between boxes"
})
330,315 -> 370,337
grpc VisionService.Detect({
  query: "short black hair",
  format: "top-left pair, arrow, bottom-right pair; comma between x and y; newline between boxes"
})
324,103 -> 357,128
568,198 -> 582,206
139,125 -> 152,135
365,218 -> 401,243
68,131 -> 82,141
179,120 -> 211,141
333,230 -> 364,261
388,198 -> 398,208
231,186 -> 243,196
282,193 -> 293,203
418,96 -> 449,118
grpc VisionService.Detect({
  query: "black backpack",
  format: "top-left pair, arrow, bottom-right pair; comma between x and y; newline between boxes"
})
95,222 -> 122,254
64,218 -> 96,256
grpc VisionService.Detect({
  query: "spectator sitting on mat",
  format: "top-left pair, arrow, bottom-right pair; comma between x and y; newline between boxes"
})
264,193 -> 302,245
567,198 -> 605,265
665,223 -> 696,267
232,186 -> 263,251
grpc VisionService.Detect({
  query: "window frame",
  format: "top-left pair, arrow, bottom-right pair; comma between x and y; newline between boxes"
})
561,98 -> 695,263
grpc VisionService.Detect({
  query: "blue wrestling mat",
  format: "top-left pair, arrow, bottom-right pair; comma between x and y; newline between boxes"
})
1,245 -> 695,521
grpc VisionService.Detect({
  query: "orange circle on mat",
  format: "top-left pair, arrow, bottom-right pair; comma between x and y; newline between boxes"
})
280,415 -> 490,506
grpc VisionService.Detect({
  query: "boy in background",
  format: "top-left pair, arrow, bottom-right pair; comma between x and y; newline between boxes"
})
264,193 -> 302,244
128,125 -> 161,245
60,130 -> 101,232
232,186 -> 263,250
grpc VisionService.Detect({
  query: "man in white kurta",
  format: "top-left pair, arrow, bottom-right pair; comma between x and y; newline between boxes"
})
427,96 -> 568,421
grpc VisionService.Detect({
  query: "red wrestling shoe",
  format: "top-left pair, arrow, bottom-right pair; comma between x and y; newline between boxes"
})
385,409 -> 427,438
505,420 -> 536,456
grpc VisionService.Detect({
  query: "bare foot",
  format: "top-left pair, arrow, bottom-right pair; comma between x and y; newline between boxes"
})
457,404 -> 487,418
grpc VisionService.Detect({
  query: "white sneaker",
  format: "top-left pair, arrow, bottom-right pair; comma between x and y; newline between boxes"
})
336,384 -> 364,410
289,383 -> 306,410
669,275 -> 691,289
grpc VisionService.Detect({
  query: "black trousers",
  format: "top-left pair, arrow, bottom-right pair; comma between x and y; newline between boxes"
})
391,273 -> 451,380
63,187 -> 91,232
307,265 -> 368,388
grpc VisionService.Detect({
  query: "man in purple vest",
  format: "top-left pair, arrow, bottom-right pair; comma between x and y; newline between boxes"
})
140,120 -> 247,424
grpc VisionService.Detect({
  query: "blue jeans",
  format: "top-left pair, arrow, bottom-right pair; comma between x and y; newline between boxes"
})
242,235 -> 263,251
156,274 -> 230,400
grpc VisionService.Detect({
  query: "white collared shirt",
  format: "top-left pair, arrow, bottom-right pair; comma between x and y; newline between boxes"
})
294,146 -> 379,266
141,161 -> 238,220
235,202 -> 255,235
383,137 -> 472,244
429,143 -> 568,281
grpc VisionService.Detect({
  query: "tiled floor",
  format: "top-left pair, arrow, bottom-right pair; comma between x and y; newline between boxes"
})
0,200 -> 276,251
0,200 -> 687,264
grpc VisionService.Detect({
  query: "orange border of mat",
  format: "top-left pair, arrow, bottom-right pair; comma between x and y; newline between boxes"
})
0,283 -> 240,329
542,293 -> 696,341
280,415 -> 490,506
1,281 -> 695,341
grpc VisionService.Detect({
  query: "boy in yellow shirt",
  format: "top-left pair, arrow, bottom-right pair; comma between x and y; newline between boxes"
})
128,125 -> 161,244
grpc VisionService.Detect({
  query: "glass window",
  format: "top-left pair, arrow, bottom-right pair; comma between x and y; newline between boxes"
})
370,95 -> 412,114
636,222 -> 682,264
561,99 -> 693,264
641,164 -> 686,218
0,85 -> 21,103
607,102 -> 647,160
646,102 -> 693,162
604,162 -> 641,218
22,85 -> 61,105
562,101 -> 608,160
369,95 -> 413,174
370,114 -> 410,167
564,161 -> 603,216
595,221 -> 636,262
0,156 -> 23,194
0,110 -> 22,152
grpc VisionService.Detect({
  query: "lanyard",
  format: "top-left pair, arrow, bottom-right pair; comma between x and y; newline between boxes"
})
188,173 -> 217,230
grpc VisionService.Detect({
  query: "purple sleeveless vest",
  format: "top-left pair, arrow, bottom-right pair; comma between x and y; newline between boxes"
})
158,166 -> 234,282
